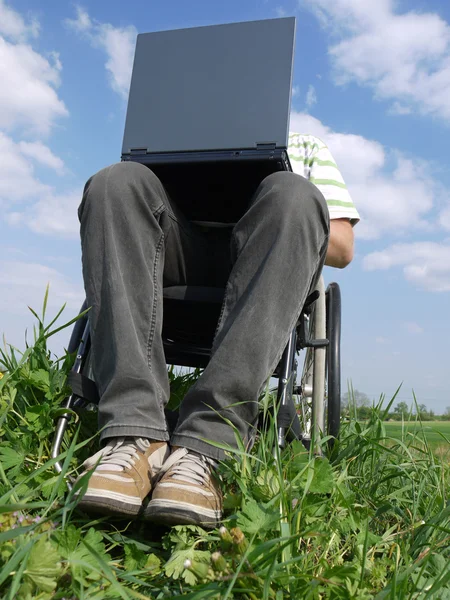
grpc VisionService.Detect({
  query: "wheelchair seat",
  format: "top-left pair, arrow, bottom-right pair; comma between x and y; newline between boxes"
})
161,285 -> 320,370
162,285 -> 224,368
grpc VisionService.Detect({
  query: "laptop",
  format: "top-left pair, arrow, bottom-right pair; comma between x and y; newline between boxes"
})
121,17 -> 296,221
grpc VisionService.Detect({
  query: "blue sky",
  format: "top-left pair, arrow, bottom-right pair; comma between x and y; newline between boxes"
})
1,0 -> 450,413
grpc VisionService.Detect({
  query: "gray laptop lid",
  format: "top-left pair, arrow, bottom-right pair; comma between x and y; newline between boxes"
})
122,17 -> 295,156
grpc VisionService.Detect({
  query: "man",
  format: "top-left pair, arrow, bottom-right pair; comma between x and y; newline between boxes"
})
76,132 -> 359,527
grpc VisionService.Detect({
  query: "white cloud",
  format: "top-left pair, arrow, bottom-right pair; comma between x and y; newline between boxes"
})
376,336 -> 390,344
0,38 -> 68,136
292,85 -> 300,97
363,242 -> 450,292
404,322 -> 423,334
0,1 -> 68,137
0,132 -> 79,238
0,0 -> 39,42
305,84 -> 317,108
0,261 -> 84,341
276,7 -> 288,18
18,141 -> 65,173
0,132 -> 50,207
99,24 -> 137,98
388,101 -> 412,116
66,6 -> 137,99
440,205 -> 450,231
65,5 -> 92,34
302,0 -> 450,121
290,111 -> 435,239
7,189 -> 81,239
0,3 -> 75,238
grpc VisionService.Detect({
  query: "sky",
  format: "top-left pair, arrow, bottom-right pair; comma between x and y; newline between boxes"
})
1,0 -> 450,414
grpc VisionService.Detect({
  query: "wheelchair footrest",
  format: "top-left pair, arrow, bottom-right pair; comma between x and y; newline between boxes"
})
305,338 -> 329,348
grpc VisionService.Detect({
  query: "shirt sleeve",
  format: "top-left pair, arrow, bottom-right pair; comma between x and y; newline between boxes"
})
308,140 -> 360,225
288,133 -> 360,225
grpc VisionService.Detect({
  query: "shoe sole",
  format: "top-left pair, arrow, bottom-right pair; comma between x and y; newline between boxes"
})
77,495 -> 142,517
144,500 -> 220,528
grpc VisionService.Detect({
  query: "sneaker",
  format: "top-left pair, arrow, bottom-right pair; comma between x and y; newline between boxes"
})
144,447 -> 222,527
76,437 -> 169,517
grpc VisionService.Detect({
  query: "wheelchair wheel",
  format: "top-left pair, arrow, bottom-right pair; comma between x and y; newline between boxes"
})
296,280 -> 341,450
325,283 -> 341,443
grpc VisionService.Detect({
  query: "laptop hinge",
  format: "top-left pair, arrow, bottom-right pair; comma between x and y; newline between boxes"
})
256,142 -> 277,150
129,147 -> 148,155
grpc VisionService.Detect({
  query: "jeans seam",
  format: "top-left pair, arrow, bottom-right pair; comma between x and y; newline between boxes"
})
211,286 -> 229,349
147,233 -> 164,375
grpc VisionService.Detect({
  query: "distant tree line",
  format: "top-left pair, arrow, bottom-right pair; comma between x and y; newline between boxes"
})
341,390 -> 450,421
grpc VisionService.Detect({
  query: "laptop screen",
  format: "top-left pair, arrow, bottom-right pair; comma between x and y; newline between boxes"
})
122,17 -> 296,156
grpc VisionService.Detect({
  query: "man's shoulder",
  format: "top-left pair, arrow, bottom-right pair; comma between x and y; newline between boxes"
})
288,132 -> 327,152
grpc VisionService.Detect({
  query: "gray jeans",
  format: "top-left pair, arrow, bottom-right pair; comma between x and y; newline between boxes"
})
78,162 -> 329,459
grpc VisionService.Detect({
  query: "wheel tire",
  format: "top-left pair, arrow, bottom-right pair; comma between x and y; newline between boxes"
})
325,283 -> 341,443
68,300 -> 89,354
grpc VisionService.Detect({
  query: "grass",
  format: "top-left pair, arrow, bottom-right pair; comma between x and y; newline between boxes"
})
383,421 -> 450,457
0,296 -> 449,599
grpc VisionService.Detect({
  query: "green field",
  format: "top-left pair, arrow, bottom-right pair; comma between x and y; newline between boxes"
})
1,301 -> 450,598
384,420 -> 450,457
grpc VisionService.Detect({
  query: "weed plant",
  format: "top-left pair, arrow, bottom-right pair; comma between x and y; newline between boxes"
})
0,296 -> 449,599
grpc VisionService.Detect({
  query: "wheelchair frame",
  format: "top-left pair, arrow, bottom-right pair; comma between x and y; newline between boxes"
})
51,276 -> 341,473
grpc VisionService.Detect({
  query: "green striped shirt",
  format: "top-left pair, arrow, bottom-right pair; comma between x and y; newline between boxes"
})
288,133 -> 360,225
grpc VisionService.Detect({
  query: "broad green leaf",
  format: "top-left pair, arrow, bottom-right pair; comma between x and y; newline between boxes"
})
307,457 -> 334,494
28,369 -> 50,391
23,537 -> 62,593
237,500 -> 279,535
166,524 -> 211,550
124,543 -> 147,572
145,553 -> 161,575
165,548 -> 211,585
251,468 -> 281,502
54,523 -> 80,554
0,445 -> 26,471
25,405 -> 48,423
56,526 -> 110,583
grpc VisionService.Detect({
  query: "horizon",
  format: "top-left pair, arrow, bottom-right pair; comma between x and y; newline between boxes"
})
1,0 -> 450,413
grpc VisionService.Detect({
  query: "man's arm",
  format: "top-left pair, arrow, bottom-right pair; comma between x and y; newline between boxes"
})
324,218 -> 354,269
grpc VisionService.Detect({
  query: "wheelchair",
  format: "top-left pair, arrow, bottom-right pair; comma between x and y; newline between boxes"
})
51,271 -> 341,474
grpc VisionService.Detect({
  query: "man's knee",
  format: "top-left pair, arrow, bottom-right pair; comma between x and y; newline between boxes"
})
80,162 -> 162,219
88,161 -> 157,192
257,171 -> 328,223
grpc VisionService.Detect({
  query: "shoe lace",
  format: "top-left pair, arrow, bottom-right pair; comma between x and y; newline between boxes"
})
159,447 -> 218,486
82,437 -> 150,473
